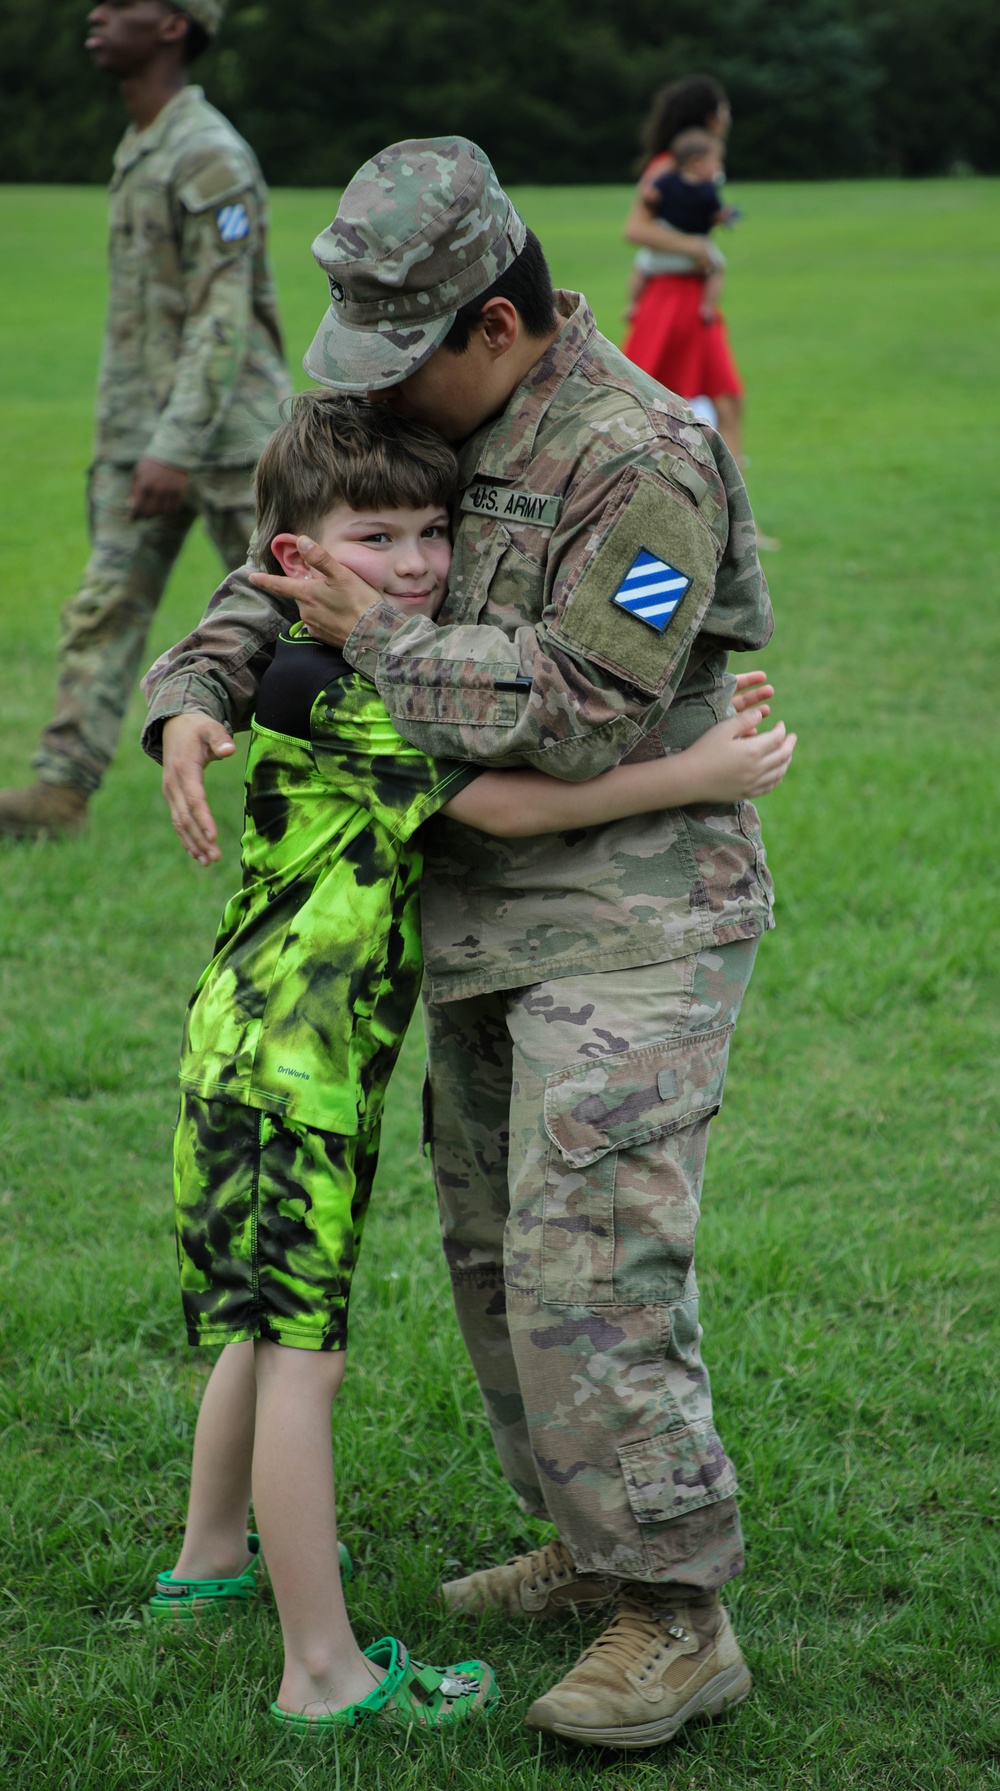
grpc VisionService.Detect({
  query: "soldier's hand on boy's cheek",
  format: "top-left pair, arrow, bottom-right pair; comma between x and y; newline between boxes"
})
249,537 -> 381,648
129,458 -> 189,519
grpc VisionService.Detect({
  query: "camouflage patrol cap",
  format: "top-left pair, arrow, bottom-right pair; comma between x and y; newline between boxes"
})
176,0 -> 226,36
304,138 -> 527,393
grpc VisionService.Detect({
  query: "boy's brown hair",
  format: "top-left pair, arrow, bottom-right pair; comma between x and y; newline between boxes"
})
252,392 -> 459,575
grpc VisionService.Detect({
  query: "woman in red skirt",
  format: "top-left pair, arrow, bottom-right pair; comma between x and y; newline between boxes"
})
622,76 -> 746,464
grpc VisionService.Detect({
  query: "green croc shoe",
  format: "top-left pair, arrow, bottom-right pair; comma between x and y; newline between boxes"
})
147,1537 -> 352,1624
269,1636 -> 498,1732
147,1533 -> 262,1624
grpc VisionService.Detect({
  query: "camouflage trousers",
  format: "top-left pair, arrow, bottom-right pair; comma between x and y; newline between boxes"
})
423,939 -> 759,1590
33,460 -> 254,795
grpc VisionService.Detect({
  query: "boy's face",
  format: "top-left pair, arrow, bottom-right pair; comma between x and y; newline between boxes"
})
304,502 -> 451,620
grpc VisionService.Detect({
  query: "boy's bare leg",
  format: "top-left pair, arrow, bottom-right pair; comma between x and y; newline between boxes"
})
253,1340 -> 384,1715
172,1340 -> 256,1580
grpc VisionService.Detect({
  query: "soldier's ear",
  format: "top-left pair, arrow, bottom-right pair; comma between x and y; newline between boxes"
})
477,298 -> 520,356
270,533 -> 307,576
159,7 -> 190,52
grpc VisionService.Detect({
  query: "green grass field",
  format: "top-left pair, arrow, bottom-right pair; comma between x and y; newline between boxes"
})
1,177 -> 999,1790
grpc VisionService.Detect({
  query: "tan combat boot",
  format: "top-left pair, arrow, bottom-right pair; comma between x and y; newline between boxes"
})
441,1539 -> 615,1621
524,1585 -> 751,1749
0,782 -> 88,839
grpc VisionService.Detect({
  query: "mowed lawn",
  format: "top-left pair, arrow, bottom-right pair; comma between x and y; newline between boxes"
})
0,178 -> 998,1791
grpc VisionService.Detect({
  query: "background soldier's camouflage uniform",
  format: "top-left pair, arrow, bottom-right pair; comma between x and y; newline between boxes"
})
35,83 -> 289,795
143,142 -> 775,1594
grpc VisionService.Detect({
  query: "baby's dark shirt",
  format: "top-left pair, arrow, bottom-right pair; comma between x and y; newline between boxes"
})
653,171 -> 721,237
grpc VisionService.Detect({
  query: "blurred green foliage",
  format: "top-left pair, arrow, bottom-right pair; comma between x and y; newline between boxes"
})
3,0 -> 999,185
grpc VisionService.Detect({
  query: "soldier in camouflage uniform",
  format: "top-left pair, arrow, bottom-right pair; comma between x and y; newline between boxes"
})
0,0 -> 289,838
142,140 -> 780,1750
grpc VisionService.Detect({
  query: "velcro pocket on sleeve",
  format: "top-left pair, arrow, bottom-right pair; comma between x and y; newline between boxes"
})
543,1025 -> 734,1169
177,156 -> 253,213
618,1419 -> 738,1522
551,471 -> 720,698
374,657 -> 518,728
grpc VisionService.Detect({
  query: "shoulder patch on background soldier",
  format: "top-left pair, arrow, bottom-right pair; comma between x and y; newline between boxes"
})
611,551 -> 692,633
550,471 -> 720,698
216,202 -> 250,242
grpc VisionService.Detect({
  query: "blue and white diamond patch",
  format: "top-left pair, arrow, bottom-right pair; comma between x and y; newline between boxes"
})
610,549 -> 692,632
216,202 -> 250,242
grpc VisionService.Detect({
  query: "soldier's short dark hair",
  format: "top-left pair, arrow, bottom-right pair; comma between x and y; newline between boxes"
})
252,393 -> 458,576
165,6 -> 210,64
442,229 -> 557,353
181,22 -> 210,63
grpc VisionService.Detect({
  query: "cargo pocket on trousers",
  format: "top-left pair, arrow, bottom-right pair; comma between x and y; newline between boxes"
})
618,1419 -> 738,1523
541,1024 -> 734,1306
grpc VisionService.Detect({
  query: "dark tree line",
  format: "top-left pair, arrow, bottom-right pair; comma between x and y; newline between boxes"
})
3,0 -> 998,185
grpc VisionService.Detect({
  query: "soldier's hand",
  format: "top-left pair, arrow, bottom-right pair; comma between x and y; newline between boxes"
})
129,458 -> 189,519
731,670 -> 774,714
249,537 -> 379,647
161,712 -> 236,865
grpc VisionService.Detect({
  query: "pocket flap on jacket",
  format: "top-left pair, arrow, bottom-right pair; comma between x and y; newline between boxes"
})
618,1420 -> 738,1523
375,656 -> 518,727
543,1024 -> 734,1169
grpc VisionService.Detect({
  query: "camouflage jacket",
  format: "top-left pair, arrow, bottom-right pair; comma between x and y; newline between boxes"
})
97,85 -> 289,470
143,293 -> 775,1000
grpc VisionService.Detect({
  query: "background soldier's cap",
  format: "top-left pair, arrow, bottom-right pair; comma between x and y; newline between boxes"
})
304,137 -> 527,393
176,0 -> 226,37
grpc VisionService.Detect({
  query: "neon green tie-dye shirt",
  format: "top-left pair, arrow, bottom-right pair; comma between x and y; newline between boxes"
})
178,633 -> 475,1134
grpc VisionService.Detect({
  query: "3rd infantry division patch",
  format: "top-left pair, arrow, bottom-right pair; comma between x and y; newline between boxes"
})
216,203 -> 250,242
611,549 -> 693,633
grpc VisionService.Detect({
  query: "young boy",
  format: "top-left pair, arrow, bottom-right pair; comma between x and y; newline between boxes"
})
627,128 -> 740,323
148,394 -> 794,1735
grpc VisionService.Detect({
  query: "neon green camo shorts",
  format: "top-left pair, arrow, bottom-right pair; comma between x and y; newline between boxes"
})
173,1093 -> 379,1350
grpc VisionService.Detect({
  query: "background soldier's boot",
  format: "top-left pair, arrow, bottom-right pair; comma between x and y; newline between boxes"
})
0,782 -> 89,839
524,1586 -> 751,1749
442,1539 -> 615,1620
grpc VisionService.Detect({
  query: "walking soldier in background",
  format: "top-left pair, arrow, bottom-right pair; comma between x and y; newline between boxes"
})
0,0 -> 289,838
144,139 -> 778,1750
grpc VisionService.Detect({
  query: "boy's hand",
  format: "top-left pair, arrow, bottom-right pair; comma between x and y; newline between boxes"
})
731,670 -> 774,713
249,537 -> 381,646
161,712 -> 236,865
683,710 -> 796,803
